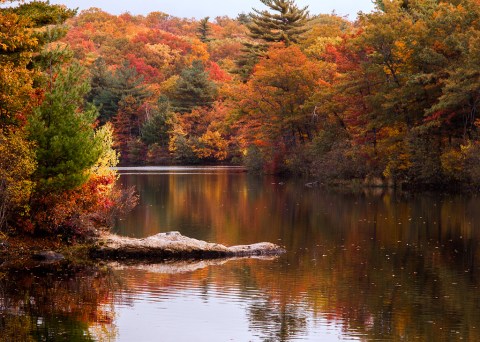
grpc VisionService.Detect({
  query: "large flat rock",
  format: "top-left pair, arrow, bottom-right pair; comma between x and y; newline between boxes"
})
91,231 -> 285,260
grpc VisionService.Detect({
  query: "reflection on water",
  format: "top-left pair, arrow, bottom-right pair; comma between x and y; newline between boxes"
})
0,263 -> 120,341
2,168 -> 480,341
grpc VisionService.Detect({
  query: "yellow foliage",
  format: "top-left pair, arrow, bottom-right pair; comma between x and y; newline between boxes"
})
184,38 -> 210,65
145,43 -> 178,69
0,130 -> 36,229
194,130 -> 228,160
91,123 -> 119,178
441,147 -> 466,181
379,125 -> 411,180
305,36 -> 342,59
160,75 -> 179,94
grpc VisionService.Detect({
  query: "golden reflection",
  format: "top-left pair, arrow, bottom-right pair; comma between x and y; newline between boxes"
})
115,172 -> 480,340
3,172 -> 480,341
0,263 -> 120,341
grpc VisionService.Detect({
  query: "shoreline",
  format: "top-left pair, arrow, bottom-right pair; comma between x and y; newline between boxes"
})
0,231 -> 286,268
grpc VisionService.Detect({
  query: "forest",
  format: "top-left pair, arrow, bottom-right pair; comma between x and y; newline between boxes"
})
1,0 -> 480,236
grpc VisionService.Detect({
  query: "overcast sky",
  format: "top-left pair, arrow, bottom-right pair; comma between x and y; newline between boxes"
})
43,0 -> 375,20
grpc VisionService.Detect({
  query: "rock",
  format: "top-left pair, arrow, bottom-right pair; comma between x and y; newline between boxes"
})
91,232 -> 286,260
32,251 -> 65,262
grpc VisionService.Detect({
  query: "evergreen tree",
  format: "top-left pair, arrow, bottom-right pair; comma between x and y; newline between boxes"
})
86,58 -> 112,121
237,13 -> 251,25
27,64 -> 103,192
248,0 -> 310,45
197,17 -> 211,43
170,60 -> 217,113
87,59 -> 149,124
141,96 -> 173,146
237,0 -> 310,79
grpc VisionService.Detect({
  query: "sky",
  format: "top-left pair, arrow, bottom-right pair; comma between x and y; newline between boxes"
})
43,0 -> 375,20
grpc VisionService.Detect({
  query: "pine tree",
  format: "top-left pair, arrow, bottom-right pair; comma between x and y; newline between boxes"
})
86,58 -> 112,122
27,64 -> 103,192
237,0 -> 310,79
170,60 -> 217,113
248,0 -> 310,45
87,59 -> 149,124
141,96 -> 173,146
197,17 -> 211,43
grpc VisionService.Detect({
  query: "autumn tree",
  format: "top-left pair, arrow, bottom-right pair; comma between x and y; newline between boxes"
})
238,44 -> 324,172
238,0 -> 310,79
0,1 -> 76,128
0,130 -> 36,231
168,104 -> 230,163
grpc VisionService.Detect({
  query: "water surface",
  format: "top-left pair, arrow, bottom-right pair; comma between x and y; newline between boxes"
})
2,167 -> 480,341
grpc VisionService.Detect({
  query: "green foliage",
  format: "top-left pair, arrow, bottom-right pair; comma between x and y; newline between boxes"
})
10,1 -> 77,28
406,130 -> 443,184
27,64 -> 103,192
170,60 -> 217,113
248,0 -> 310,45
169,134 -> 200,164
197,16 -> 211,43
87,59 -> 149,123
244,146 -> 264,173
0,1 -> 143,235
125,138 -> 147,165
140,96 -> 173,146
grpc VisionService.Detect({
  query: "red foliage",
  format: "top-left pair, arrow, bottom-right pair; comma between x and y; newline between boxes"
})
126,53 -> 160,81
133,30 -> 192,54
206,61 -> 231,82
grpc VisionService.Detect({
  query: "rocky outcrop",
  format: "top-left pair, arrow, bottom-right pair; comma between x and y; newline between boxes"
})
91,231 -> 285,260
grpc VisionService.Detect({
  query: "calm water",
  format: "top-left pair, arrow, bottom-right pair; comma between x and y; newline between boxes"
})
2,167 -> 480,341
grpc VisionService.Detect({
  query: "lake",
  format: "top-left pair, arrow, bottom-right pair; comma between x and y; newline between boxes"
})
2,167 -> 480,341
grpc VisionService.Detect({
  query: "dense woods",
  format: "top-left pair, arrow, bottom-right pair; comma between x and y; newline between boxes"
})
2,0 -> 480,234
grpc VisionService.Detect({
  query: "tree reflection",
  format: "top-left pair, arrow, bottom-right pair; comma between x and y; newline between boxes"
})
248,299 -> 308,342
0,263 -> 121,341
4,172 -> 480,340
115,172 -> 480,340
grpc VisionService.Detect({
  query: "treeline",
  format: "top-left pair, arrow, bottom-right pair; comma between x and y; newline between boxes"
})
2,0 -> 480,234
0,1 -> 137,236
59,0 -> 480,188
